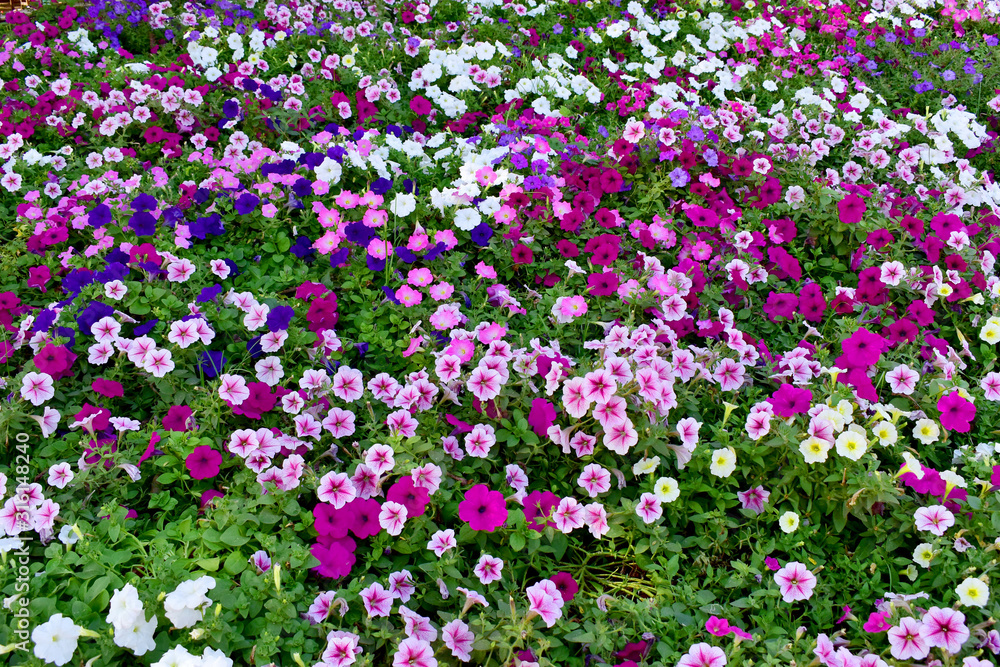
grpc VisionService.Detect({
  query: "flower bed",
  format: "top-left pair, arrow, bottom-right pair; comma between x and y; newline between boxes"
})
2,0 -> 1000,665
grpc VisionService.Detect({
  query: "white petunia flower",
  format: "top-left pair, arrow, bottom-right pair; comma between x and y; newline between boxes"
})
32,614 -> 82,666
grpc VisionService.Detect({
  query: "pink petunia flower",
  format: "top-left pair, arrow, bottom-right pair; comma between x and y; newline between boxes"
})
774,561 -> 817,603
922,607 -> 970,654
886,364 -> 919,395
360,582 -> 393,618
887,617 -> 929,660
635,493 -> 663,524
677,643 -> 727,667
427,529 -> 457,557
378,501 -> 408,536
474,554 -> 504,585
525,579 -> 564,628
914,505 -> 955,536
578,463 -> 612,497
713,358 -> 746,392
442,619 -> 475,662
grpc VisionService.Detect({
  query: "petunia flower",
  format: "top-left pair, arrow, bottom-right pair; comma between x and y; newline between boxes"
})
774,561 -> 817,602
458,485 -> 508,532
676,643 -> 727,667
185,446 -> 222,480
888,617 -> 930,660
922,607 -> 970,654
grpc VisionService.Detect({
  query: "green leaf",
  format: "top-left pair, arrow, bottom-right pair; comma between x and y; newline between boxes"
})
196,557 -> 221,572
85,575 -> 111,603
564,629 -> 596,643
510,532 -> 526,552
225,551 -> 248,575
220,525 -> 250,547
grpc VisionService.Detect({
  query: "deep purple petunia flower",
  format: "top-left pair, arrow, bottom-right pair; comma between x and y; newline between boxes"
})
234,193 -> 260,215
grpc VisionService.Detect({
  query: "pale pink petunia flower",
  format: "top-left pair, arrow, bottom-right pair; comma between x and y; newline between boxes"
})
389,571 -> 416,603
218,374 -> 250,405
21,372 -> 55,406
387,409 -> 419,438
593,395 -> 628,429
584,502 -> 610,538
360,582 -> 393,618
713,358 -> 746,392
676,417 -> 701,450
442,619 -> 475,662
578,463 -> 612,497
981,372 -> 1000,401
562,376 -> 593,419
914,505 -> 955,536
525,579 -> 564,627
474,554 -> 504,585
32,406 -> 61,438
322,407 -> 356,438
677,643 -> 727,667
888,617 -> 930,660
379,501 -> 408,536
299,369 -> 330,394
745,412 -> 771,440
47,462 -> 74,489
582,369 -> 617,404
603,418 -> 638,455
92,316 -> 122,343
168,320 -> 199,348
332,366 -> 365,402
399,605 -> 436,642
427,529 -> 457,557
635,493 -> 663,524
551,497 -> 585,533
774,561 -> 817,603
466,367 -> 502,401
365,444 -> 396,476
922,607 -> 969,654
392,638 -> 436,667
464,424 -> 496,458
886,364 -> 919,395
317,472 -> 356,508
294,413 -> 323,440
411,464 -> 443,494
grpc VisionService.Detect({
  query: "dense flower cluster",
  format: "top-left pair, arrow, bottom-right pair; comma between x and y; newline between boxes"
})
2,0 -> 1000,665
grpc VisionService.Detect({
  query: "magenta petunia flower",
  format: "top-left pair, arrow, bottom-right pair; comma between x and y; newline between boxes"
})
91,378 -> 124,398
706,616 -> 732,637
458,484 -> 508,532
185,445 -> 222,480
387,476 -> 430,519
523,490 -> 560,531
837,193 -> 867,224
549,572 -> 579,602
768,384 -> 813,418
162,405 -> 193,432
311,538 -> 357,579
527,398 -> 557,437
937,391 -> 976,432
839,328 -> 886,368
863,611 -> 891,633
